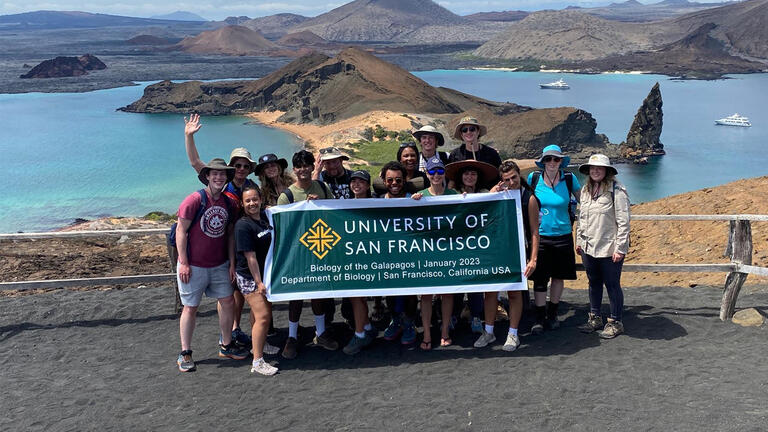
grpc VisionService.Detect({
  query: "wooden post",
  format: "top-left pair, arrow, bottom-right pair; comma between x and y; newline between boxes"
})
165,233 -> 182,314
720,220 -> 752,321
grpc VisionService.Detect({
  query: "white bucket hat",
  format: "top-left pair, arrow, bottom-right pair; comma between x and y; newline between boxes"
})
579,153 -> 618,176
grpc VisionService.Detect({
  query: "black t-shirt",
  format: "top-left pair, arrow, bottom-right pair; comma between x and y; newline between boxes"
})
448,144 -> 502,168
318,169 -> 352,199
235,214 -> 272,279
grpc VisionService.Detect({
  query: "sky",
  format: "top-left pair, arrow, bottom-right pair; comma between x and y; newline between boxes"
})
0,0 -> 731,21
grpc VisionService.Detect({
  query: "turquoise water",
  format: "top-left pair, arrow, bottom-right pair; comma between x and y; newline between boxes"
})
415,70 -> 768,205
3,72 -> 767,232
1,82 -> 303,232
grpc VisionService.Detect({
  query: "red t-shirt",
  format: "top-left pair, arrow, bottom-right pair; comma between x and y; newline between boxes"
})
178,190 -> 234,268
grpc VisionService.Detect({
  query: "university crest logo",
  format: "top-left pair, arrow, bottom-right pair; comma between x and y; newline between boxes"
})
299,218 -> 341,259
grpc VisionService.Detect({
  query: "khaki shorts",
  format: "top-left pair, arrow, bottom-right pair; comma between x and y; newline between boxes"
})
177,261 -> 233,307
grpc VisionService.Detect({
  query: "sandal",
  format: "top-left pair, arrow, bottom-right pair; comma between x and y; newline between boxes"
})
440,337 -> 452,347
420,340 -> 432,351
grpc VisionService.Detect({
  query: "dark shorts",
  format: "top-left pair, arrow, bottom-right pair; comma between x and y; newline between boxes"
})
531,234 -> 577,284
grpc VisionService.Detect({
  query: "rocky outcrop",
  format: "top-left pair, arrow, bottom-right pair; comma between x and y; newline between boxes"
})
20,54 -> 106,79
621,82 -> 664,162
121,47 -> 615,158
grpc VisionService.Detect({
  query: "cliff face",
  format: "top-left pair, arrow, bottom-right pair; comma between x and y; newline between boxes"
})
621,82 -> 664,161
20,54 -> 106,79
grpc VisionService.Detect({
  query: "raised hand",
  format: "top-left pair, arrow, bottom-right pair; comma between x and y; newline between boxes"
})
184,113 -> 202,136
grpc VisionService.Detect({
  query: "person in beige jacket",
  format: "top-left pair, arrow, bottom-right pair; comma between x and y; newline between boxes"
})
575,154 -> 630,339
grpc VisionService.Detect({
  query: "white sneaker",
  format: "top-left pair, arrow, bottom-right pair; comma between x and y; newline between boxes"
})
263,342 -> 280,355
473,330 -> 496,348
250,359 -> 278,376
502,333 -> 520,352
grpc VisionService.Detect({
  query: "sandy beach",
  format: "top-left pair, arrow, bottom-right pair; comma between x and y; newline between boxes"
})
1,283 -> 766,430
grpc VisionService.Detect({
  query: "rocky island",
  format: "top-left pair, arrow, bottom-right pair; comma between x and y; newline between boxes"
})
20,54 -> 107,79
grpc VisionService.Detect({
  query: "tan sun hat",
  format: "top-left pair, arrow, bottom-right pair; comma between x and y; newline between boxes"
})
228,147 -> 255,167
412,125 -> 445,147
453,116 -> 487,140
198,158 -> 235,185
579,153 -> 618,176
319,146 -> 350,161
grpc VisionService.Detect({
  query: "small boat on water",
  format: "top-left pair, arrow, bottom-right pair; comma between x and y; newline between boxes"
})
715,113 -> 751,127
539,78 -> 570,90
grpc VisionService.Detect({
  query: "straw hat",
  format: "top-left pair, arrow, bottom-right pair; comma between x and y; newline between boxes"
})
535,144 -> 571,169
445,160 -> 498,188
453,116 -> 487,140
228,147 -> 255,166
412,125 -> 445,147
579,153 -> 618,176
198,158 -> 235,185
253,153 -> 288,176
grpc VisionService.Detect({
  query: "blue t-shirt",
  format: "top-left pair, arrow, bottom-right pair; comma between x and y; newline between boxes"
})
527,170 -> 580,236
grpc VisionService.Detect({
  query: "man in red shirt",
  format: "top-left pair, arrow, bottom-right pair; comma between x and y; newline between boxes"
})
175,158 -> 248,372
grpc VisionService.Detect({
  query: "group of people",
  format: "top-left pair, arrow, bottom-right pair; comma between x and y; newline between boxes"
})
174,114 -> 631,376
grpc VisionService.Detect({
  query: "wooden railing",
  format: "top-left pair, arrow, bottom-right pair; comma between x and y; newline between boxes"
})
2,215 -> 766,321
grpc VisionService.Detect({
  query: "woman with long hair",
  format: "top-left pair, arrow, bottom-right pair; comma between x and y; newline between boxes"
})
253,153 -> 294,209
575,154 -> 630,339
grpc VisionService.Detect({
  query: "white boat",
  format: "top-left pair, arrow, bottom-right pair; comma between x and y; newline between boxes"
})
715,113 -> 751,127
539,78 -> 570,89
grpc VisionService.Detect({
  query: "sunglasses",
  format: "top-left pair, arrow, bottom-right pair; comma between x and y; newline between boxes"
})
400,142 -> 417,148
233,163 -> 251,169
427,168 -> 445,175
542,156 -> 562,163
386,177 -> 403,184
461,126 -> 477,133
319,147 -> 339,154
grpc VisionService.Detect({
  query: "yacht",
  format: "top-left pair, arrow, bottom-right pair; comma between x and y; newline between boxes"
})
715,113 -> 751,127
539,78 -> 570,90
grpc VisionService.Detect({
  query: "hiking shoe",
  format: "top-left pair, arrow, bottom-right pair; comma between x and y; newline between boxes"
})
383,317 -> 403,341
176,350 -> 195,372
531,322 -> 544,335
502,333 -> 521,352
471,317 -> 484,334
313,331 -> 339,351
263,341 -> 280,356
250,358 -> 278,376
232,328 -> 252,350
282,337 -> 298,359
343,334 -> 373,355
578,313 -> 604,333
473,330 -> 496,348
219,342 -> 249,360
401,321 -> 417,345
599,320 -> 624,339
495,304 -> 509,322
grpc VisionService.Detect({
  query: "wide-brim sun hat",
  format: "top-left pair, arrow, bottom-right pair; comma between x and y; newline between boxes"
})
445,160 -> 498,188
453,116 -> 487,140
412,125 -> 445,147
579,153 -> 618,176
535,144 -> 571,169
253,153 -> 288,176
198,158 -> 235,185
228,147 -> 255,166
319,146 -> 350,161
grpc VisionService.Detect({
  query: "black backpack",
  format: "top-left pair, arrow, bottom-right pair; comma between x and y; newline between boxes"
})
282,180 -> 333,203
530,170 -> 577,225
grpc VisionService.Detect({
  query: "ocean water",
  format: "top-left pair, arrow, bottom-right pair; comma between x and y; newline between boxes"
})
2,72 -> 767,232
415,70 -> 768,205
1,82 -> 303,232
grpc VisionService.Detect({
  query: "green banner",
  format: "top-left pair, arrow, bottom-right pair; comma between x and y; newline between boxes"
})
265,192 -> 527,301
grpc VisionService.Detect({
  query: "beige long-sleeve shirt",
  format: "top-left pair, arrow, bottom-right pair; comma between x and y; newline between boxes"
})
576,180 -> 631,257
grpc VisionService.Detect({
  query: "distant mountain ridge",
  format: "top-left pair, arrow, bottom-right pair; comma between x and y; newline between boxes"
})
0,10 -> 208,29
150,11 -> 207,22
241,13 -> 309,38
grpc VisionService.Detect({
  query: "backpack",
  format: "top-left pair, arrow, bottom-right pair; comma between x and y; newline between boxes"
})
530,170 -> 577,225
282,180 -> 333,203
167,189 -> 234,252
